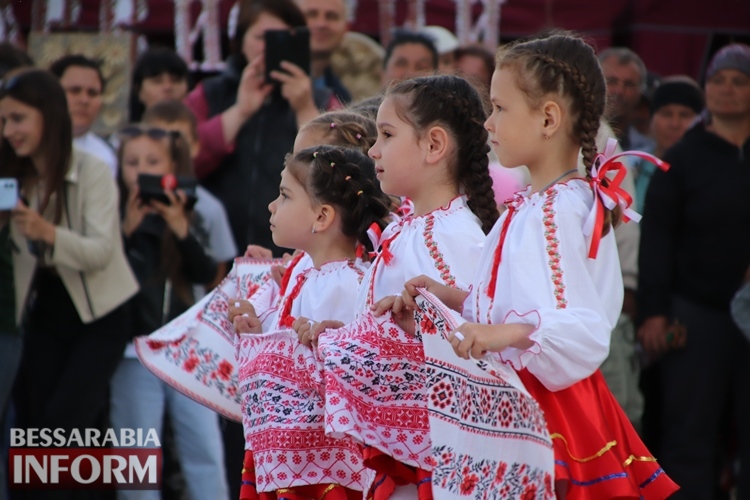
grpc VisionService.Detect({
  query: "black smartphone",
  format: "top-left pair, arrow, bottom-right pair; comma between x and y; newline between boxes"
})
137,173 -> 198,210
264,28 -> 311,84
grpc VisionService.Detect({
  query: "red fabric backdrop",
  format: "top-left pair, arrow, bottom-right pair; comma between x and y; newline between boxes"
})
12,0 -> 750,80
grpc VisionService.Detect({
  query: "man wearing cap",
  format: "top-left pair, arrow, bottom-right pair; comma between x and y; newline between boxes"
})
632,76 -> 704,212
638,43 -> 750,499
419,25 -> 459,74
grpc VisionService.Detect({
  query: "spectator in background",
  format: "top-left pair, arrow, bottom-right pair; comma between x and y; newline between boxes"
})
143,100 -> 237,287
0,42 -> 33,79
1,70 -> 137,493
298,0 -> 352,104
185,0 -> 337,255
638,43 -> 750,499
455,44 -> 495,91
599,47 -> 655,151
129,47 -> 190,122
632,76 -> 703,213
380,30 -> 438,88
50,55 -> 118,177
0,42 -> 33,500
419,25 -> 459,74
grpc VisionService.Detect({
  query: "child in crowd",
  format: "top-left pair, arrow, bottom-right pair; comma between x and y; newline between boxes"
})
233,145 -> 392,499
142,100 -> 237,287
403,33 -> 679,499
111,125 -> 229,500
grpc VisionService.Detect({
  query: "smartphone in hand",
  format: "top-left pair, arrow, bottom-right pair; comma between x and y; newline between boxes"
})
0,178 -> 18,211
264,27 -> 311,84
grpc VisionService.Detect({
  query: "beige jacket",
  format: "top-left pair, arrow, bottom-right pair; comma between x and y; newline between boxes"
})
11,149 -> 138,324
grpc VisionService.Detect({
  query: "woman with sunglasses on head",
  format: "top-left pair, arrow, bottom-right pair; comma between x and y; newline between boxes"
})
0,68 -> 138,474
111,124 -> 228,500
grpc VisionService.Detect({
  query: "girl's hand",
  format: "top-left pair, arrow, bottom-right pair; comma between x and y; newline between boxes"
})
447,322 -> 535,360
122,186 -> 152,237
150,189 -> 189,240
271,61 -> 319,124
403,274 -> 469,313
236,55 -> 274,119
244,244 -> 273,259
12,200 -> 56,244
637,315 -> 670,357
293,318 -> 344,348
371,295 -> 415,336
270,264 -> 287,286
448,323 -> 508,360
233,313 -> 262,334
228,299 -> 257,323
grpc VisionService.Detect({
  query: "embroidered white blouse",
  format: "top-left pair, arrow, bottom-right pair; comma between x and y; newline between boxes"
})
253,256 -> 368,331
465,180 -> 624,392
356,196 -> 485,308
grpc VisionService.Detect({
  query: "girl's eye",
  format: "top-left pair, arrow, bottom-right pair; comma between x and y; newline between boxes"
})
495,105 -> 503,112
281,193 -> 289,200
382,131 -> 392,138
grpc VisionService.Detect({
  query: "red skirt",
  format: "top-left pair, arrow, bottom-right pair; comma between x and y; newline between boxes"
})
517,369 -> 679,499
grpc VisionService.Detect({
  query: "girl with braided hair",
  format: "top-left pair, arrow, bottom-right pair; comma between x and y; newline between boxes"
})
232,145 -> 393,499
403,33 -> 679,499
297,74 -> 557,499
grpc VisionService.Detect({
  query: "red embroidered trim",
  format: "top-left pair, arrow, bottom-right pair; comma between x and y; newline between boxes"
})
542,189 -> 567,309
423,215 -> 456,288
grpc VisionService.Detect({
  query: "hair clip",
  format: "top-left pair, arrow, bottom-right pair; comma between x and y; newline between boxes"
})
356,134 -> 362,140
313,152 -> 318,158
345,176 -> 351,181
330,123 -> 336,129
357,190 -> 363,196
330,162 -> 335,168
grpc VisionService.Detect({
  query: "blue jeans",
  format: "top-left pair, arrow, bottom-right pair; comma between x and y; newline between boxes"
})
110,358 -> 229,500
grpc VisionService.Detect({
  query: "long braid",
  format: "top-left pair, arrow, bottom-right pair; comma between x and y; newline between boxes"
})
387,75 -> 499,234
497,34 -> 620,234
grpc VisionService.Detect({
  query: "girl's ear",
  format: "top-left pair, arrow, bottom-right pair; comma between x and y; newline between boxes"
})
423,125 -> 450,165
541,99 -> 564,139
313,204 -> 337,233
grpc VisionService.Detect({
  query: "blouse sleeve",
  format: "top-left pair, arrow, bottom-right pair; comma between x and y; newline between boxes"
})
494,200 -> 623,392
184,84 -> 235,180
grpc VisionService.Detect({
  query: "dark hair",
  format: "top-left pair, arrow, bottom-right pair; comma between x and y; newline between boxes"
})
384,31 -> 439,71
302,110 -> 377,155
287,145 -> 392,253
115,125 -> 195,303
129,47 -> 189,121
455,45 -> 495,88
232,0 -> 307,57
349,95 -> 384,121
386,74 -> 499,234
49,54 -> 106,91
0,42 -> 34,79
496,32 -> 620,234
142,99 -> 198,141
0,69 -> 72,224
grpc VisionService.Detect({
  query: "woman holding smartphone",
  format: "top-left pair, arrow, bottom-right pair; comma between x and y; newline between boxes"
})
0,69 -> 137,452
184,0 -> 339,255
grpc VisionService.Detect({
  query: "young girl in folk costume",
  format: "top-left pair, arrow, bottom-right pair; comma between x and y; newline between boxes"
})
233,145 -> 392,500
405,33 -> 679,499
302,75 -> 543,499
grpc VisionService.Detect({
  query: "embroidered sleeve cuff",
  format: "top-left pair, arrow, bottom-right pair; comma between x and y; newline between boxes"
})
496,309 -> 543,371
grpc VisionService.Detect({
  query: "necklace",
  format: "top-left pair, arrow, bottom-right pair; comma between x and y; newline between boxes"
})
538,168 -> 579,193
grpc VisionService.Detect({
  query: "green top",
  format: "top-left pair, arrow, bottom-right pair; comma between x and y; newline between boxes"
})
0,224 -> 17,334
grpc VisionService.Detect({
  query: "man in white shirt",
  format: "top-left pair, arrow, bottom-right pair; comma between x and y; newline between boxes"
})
50,55 -> 118,177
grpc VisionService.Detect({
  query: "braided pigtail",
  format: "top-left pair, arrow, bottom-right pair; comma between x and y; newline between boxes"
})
301,110 -> 377,156
387,75 -> 499,234
496,32 -> 620,234
289,145 -> 392,252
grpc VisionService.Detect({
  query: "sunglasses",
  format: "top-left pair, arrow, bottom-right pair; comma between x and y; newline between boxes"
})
119,126 -> 180,140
